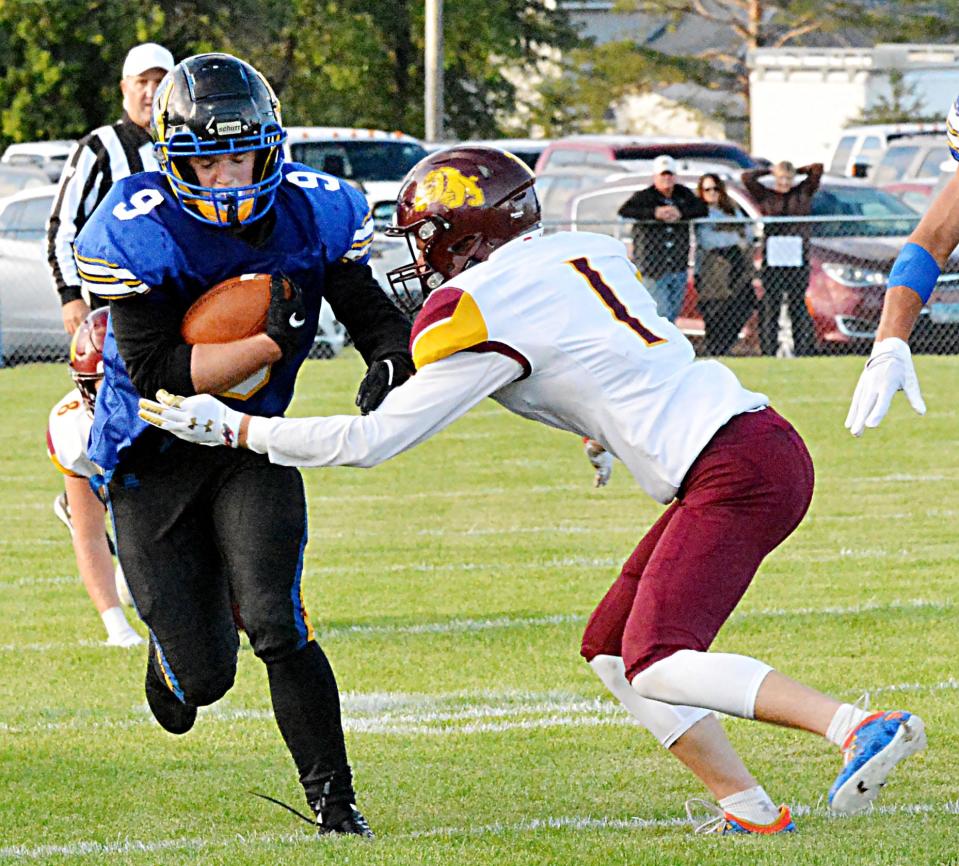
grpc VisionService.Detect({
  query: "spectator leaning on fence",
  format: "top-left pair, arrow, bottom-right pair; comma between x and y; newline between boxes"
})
46,42 -> 174,334
741,160 -> 822,357
694,173 -> 757,357
618,155 -> 707,323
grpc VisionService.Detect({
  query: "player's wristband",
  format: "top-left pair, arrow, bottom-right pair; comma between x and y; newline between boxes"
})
887,242 -> 940,303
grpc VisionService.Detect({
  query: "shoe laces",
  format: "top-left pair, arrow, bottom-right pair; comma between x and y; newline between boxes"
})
840,691 -> 875,763
250,790 -> 315,826
684,798 -> 728,834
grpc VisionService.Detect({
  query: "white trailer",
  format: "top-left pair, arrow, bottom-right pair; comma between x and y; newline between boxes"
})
748,44 -> 959,167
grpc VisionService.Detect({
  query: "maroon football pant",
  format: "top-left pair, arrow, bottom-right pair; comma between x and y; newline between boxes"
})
580,408 -> 814,683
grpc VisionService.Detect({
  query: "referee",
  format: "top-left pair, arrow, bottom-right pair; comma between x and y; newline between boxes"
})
47,43 -> 174,334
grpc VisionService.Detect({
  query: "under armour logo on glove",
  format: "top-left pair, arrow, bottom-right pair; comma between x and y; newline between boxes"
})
355,353 -> 415,414
138,390 -> 244,449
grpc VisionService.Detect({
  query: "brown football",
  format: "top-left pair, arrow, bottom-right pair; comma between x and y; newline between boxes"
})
180,273 -> 275,345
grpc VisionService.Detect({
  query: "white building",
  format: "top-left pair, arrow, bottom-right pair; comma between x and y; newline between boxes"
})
749,44 -> 959,164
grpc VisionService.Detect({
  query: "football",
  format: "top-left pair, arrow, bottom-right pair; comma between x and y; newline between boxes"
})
180,273 -> 276,344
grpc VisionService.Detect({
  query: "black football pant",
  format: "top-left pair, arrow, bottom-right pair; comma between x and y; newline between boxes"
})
108,432 -> 354,807
760,265 -> 815,356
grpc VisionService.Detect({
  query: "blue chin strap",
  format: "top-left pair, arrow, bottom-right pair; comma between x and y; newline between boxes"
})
155,122 -> 287,227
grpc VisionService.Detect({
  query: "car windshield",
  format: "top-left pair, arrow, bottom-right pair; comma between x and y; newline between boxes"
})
810,185 -> 918,236
290,141 -> 428,182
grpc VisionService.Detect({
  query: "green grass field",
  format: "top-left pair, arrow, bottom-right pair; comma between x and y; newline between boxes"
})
1,354 -> 957,865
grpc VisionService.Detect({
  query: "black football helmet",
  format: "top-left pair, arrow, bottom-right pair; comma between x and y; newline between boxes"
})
385,146 -> 541,313
151,53 -> 286,226
69,308 -> 109,417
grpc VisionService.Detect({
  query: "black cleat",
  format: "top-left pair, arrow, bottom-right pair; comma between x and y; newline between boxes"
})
145,640 -> 196,735
316,802 -> 374,838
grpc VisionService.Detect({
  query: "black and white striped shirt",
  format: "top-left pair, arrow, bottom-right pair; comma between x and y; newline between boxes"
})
46,112 -> 156,306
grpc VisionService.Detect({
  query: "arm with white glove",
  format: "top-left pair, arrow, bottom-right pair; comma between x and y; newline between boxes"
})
139,390 -> 247,448
846,167 -> 959,435
844,338 -> 925,436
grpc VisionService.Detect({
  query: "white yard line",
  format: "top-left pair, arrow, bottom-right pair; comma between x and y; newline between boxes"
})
0,598 -> 951,654
2,800 -> 958,860
3,675 -> 957,737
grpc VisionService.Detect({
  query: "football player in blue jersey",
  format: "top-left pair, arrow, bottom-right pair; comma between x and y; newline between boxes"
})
72,53 -> 414,837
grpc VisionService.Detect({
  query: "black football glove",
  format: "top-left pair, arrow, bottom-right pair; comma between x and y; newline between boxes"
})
266,273 -> 307,358
355,353 -> 415,414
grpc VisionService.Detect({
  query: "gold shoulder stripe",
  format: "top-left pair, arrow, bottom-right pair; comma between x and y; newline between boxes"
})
412,292 -> 489,369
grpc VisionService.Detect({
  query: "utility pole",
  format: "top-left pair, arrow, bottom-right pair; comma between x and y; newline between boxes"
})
425,0 -> 444,141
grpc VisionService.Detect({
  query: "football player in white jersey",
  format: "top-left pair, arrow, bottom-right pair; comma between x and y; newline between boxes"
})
845,104 -> 959,435
47,308 -> 141,647
141,147 -> 925,834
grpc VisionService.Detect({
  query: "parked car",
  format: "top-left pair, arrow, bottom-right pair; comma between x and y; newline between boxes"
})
534,136 -> 759,175
870,135 -> 951,187
561,172 -> 924,352
826,123 -> 946,179
535,166 -> 627,225
284,127 -> 428,212
0,165 -> 50,199
0,186 -> 346,363
0,186 -> 66,363
1,140 -> 75,182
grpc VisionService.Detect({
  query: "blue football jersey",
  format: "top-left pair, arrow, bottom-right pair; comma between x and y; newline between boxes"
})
75,163 -> 372,473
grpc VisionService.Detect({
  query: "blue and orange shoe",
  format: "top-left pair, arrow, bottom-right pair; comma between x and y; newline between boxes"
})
685,799 -> 796,835
829,709 -> 926,815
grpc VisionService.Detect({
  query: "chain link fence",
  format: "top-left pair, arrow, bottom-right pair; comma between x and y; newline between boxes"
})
543,213 -> 959,357
3,212 -> 957,364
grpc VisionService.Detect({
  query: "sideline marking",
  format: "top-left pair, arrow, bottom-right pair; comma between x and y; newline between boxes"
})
2,801 -> 958,860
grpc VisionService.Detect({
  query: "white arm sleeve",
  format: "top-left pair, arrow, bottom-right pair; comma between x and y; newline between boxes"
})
246,351 -> 523,468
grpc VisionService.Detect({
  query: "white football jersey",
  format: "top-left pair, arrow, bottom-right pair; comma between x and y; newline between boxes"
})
47,389 -> 98,479
250,231 -> 768,503
411,231 -> 768,501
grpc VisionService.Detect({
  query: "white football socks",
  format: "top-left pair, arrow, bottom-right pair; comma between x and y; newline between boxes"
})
101,606 -> 143,647
825,702 -> 872,748
719,785 -> 781,825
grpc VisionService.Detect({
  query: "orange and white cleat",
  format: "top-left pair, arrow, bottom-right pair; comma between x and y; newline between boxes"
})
685,799 -> 796,835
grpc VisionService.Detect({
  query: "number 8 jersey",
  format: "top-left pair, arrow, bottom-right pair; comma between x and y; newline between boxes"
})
250,230 -> 768,504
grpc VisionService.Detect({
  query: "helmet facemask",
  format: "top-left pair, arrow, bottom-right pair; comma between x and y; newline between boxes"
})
152,54 -> 287,227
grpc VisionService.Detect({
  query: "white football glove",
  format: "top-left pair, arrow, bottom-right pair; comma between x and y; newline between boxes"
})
138,389 -> 244,448
584,438 -> 613,488
845,337 -> 926,437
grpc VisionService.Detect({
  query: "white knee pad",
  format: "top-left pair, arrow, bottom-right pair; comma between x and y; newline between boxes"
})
589,654 -> 711,748
630,649 -> 772,720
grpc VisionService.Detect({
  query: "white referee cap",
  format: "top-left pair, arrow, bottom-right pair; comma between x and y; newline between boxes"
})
122,43 -> 175,78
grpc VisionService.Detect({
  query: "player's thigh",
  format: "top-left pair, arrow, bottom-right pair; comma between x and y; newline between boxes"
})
622,409 -> 813,673
108,453 -> 239,681
581,501 -> 679,660
212,452 -> 311,660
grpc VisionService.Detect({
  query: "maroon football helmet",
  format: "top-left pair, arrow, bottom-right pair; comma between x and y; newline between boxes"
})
69,308 -> 109,416
385,145 -> 541,313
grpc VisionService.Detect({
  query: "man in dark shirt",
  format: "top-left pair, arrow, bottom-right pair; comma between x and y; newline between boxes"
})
618,155 -> 708,322
742,161 -> 823,356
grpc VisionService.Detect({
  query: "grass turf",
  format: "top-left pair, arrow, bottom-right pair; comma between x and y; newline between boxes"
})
0,354 -> 956,865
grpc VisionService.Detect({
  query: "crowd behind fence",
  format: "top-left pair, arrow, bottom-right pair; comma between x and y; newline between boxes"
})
5,213 -> 959,365
542,213 -> 959,357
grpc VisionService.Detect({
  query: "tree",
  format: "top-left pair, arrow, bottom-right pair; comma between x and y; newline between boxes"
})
0,0 -> 583,148
600,0 -> 959,142
850,69 -> 941,125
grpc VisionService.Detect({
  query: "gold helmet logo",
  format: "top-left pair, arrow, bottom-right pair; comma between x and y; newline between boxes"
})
413,167 -> 485,212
